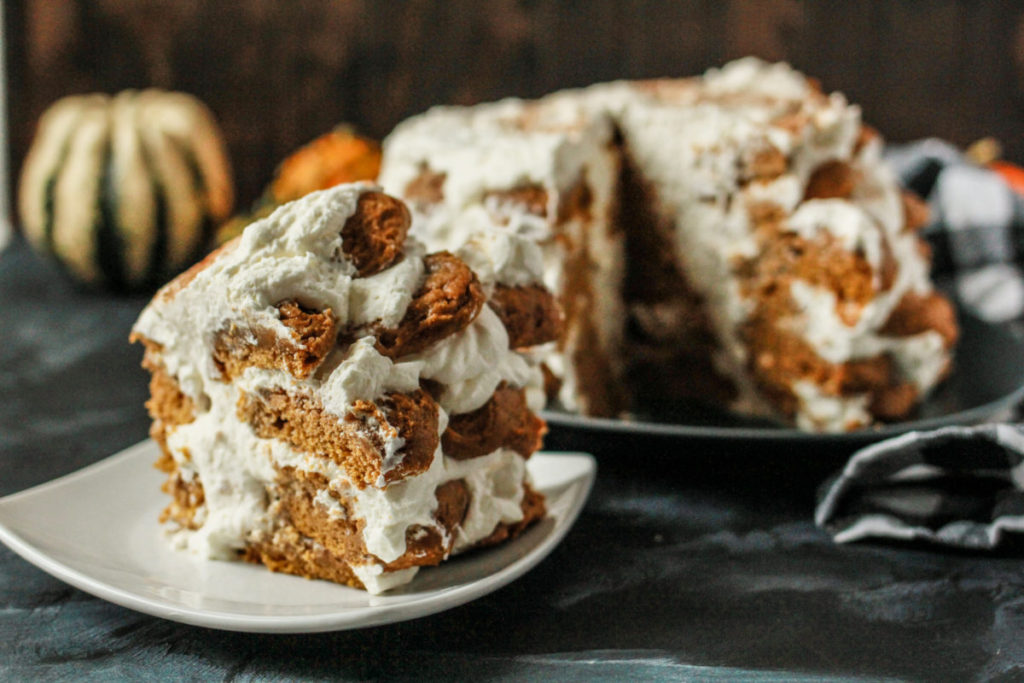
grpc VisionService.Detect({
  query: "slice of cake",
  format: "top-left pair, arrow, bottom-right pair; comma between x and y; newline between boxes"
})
130,184 -> 554,592
380,58 -> 957,432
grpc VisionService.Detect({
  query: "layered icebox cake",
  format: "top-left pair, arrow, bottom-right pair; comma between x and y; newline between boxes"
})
131,184 -> 554,592
379,58 -> 958,432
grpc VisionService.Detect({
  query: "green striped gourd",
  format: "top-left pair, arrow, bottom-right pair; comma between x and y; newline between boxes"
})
18,89 -> 234,291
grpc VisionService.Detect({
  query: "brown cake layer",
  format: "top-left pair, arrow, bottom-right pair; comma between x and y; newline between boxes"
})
243,526 -> 363,588
245,525 -> 458,589
339,191 -> 411,276
486,185 -> 549,218
131,343 -> 205,527
740,228 -> 879,326
472,483 -> 546,549
141,354 -> 196,452
269,468 -> 467,570
134,340 -> 191,476
539,362 -> 561,402
403,166 -> 446,205
212,300 -> 338,381
136,339 -> 196,429
159,472 -> 205,531
442,383 -> 546,460
237,387 -> 439,488
804,160 -> 858,200
741,315 -> 923,426
618,144 -> 738,409
740,145 -> 787,184
902,191 -> 930,232
489,284 -> 563,349
375,251 -> 486,359
881,291 -> 958,348
627,336 -> 738,409
349,390 -> 441,482
557,172 -> 624,416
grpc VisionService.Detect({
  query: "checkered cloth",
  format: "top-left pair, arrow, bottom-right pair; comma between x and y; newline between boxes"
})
816,140 -> 1024,549
816,425 -> 1024,548
888,139 -> 1024,323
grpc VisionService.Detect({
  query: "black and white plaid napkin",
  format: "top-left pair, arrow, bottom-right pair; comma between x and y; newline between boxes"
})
816,424 -> 1024,549
888,139 -> 1024,324
816,140 -> 1024,549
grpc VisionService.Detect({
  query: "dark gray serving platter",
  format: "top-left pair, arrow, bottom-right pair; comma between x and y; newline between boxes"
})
542,313 -> 1024,450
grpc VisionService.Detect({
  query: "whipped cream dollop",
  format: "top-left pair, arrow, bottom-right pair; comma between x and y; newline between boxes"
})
407,306 -> 540,414
456,228 -> 545,291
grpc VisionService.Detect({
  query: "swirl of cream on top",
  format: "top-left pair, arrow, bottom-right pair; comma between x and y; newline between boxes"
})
455,228 -> 545,291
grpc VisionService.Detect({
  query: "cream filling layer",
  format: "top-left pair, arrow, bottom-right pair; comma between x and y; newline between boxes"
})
792,380 -> 871,433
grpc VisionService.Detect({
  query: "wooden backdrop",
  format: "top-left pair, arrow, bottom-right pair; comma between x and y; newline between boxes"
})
7,0 -> 1024,210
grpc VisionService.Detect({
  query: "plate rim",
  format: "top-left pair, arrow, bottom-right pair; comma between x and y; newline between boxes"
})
0,440 -> 596,633
541,381 -> 1024,443
543,313 -> 1024,444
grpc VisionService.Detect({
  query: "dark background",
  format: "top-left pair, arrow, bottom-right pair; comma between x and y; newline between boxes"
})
7,0 -> 1024,213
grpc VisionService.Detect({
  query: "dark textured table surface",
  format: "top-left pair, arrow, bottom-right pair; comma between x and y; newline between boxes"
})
3,236 -> 1024,681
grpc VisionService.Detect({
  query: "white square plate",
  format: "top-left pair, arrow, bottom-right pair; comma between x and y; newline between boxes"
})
0,441 -> 595,633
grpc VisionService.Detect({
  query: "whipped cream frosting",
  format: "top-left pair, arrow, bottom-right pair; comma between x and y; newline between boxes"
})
455,229 -> 545,292
380,97 -> 611,230
134,183 -> 545,591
